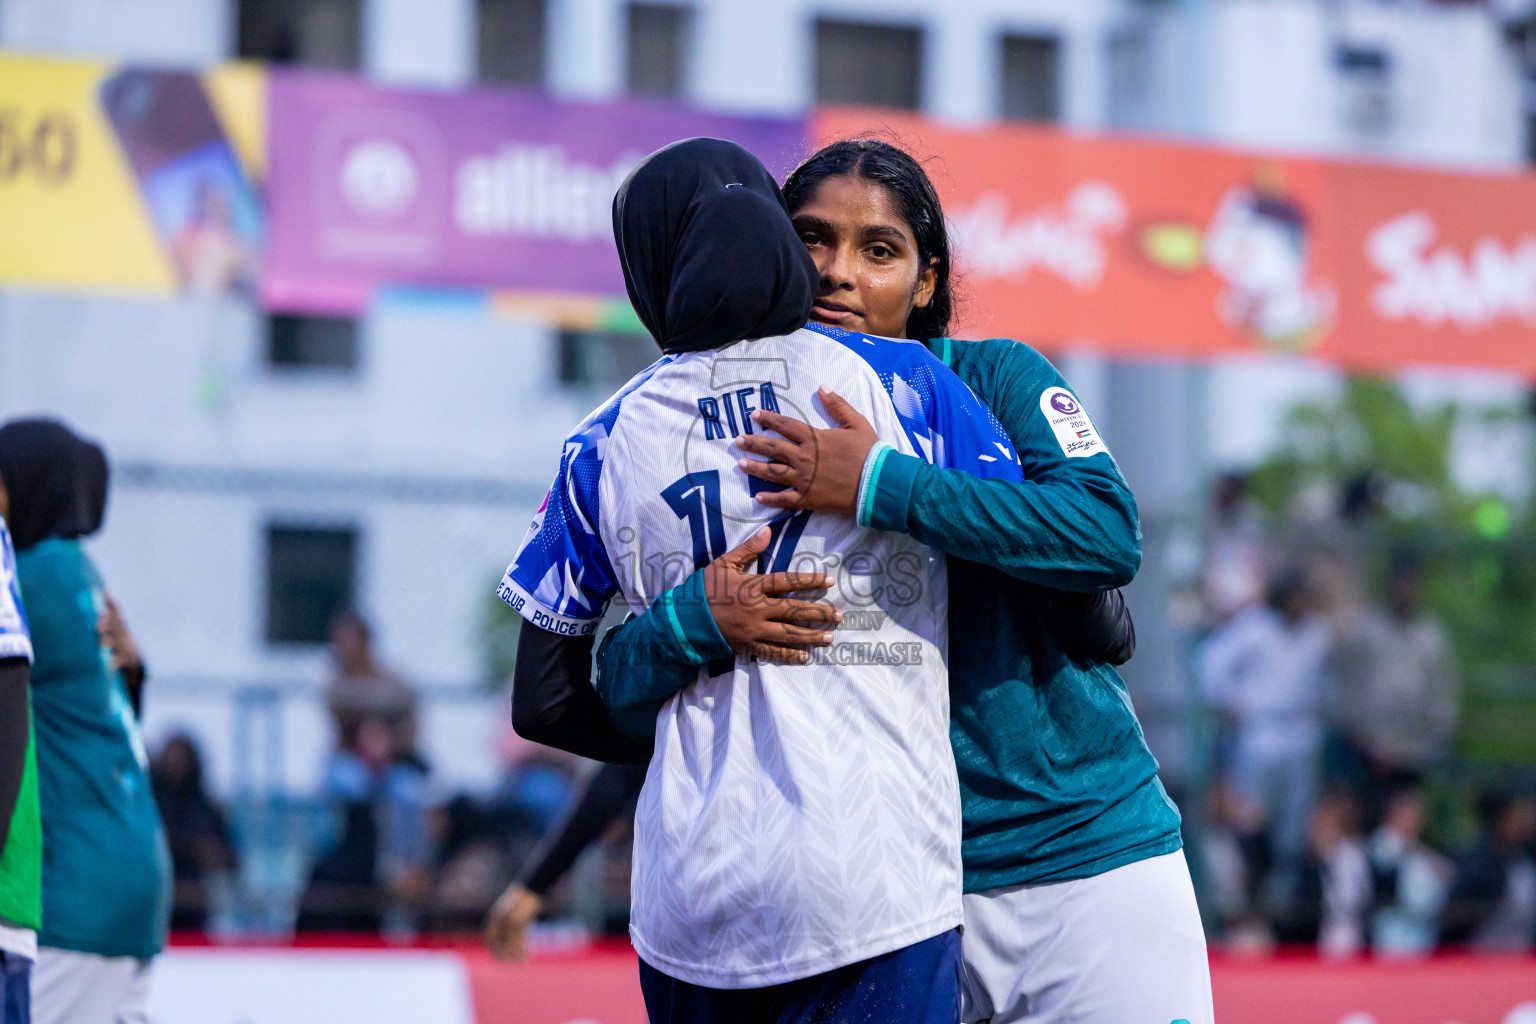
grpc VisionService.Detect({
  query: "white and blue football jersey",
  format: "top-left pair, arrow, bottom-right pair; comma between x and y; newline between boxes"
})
500,322 -> 1024,987
0,518 -> 31,664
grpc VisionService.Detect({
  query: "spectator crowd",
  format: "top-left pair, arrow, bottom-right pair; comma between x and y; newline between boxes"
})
1196,472 -> 1534,957
8,414 -> 1534,958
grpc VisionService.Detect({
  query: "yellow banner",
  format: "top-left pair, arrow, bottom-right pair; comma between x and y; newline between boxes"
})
0,54 -> 266,296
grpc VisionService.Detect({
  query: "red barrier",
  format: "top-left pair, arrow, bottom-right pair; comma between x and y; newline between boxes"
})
157,938 -> 1536,1024
464,947 -> 646,1024
1211,954 -> 1536,1024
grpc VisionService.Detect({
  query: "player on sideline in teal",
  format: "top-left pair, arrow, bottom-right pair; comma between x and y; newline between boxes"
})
0,421 -> 170,1024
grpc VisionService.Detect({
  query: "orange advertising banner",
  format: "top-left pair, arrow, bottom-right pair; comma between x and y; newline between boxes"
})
813,108 -> 1536,377
1332,161 -> 1536,376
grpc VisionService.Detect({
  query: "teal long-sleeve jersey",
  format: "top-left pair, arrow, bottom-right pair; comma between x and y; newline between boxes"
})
595,336 -> 1182,891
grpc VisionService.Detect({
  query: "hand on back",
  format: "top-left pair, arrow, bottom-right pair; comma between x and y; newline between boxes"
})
702,528 -> 839,665
735,388 -> 877,519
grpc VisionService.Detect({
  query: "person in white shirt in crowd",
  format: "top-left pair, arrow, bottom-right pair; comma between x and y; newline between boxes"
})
1367,785 -> 1451,957
1304,792 -> 1373,957
1200,567 -> 1332,875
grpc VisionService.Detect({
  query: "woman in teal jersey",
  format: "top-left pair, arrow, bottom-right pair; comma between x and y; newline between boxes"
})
0,420 -> 170,1024
579,140 -> 1212,1024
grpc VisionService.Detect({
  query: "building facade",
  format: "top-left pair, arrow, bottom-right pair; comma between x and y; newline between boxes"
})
0,0 -> 1526,794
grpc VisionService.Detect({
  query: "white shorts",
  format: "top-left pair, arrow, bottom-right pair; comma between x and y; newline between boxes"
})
961,850 -> 1213,1024
31,947 -> 153,1024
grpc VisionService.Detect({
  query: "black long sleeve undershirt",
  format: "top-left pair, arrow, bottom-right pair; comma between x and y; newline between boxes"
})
518,761 -> 648,897
0,658 -> 31,859
509,621 -> 653,765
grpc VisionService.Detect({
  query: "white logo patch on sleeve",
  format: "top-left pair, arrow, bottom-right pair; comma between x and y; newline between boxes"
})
1040,387 -> 1106,459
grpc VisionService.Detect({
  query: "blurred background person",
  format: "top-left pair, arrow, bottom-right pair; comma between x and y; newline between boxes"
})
0,420 -> 170,1024
1198,778 -> 1275,953
1202,471 -> 1269,628
1366,785 -> 1451,958
1331,551 -> 1458,822
301,722 -> 435,935
150,735 -> 237,933
1440,789 -> 1536,952
1272,790 -> 1372,958
299,614 -> 433,934
1200,567 -> 1331,882
325,611 -> 421,774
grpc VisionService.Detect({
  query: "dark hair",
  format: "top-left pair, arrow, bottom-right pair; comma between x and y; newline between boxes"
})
1265,566 -> 1310,612
782,139 -> 953,341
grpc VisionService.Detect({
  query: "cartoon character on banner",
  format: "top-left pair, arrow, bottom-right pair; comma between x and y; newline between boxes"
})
1141,165 -> 1336,350
1204,179 -> 1336,349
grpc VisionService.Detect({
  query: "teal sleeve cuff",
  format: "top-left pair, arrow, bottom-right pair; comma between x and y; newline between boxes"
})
665,569 -> 733,664
855,443 -> 893,528
863,449 -> 922,534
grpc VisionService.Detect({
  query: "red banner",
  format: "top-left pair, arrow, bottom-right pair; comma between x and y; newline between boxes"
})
813,109 -> 1536,377
1211,954 -> 1536,1024
151,943 -> 1536,1024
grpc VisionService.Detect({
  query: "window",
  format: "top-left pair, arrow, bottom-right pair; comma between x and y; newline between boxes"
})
266,525 -> 357,645
1000,34 -> 1060,123
267,315 -> 359,371
557,329 -> 656,391
814,20 -> 922,110
1334,44 -> 1394,139
627,3 -> 692,98
478,0 -> 548,85
236,0 -> 361,69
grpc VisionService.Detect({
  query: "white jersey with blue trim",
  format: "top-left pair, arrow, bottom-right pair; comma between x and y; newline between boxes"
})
499,322 -> 1024,987
0,518 -> 32,663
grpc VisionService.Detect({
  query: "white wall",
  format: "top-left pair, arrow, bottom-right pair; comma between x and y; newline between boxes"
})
1196,0 -> 1524,169
0,289 -> 573,687
0,0 -> 228,63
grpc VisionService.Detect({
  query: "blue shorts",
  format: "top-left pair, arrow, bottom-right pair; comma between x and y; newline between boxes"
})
0,950 -> 29,1024
639,928 -> 962,1024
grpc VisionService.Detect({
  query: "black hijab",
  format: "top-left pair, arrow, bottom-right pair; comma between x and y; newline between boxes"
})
0,419 -> 110,551
613,137 -> 817,355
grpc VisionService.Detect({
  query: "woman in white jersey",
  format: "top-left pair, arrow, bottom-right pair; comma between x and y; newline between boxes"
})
498,139 -> 1040,1023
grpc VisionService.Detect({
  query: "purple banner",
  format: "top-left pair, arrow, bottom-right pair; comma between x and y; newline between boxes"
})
262,71 -> 808,315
